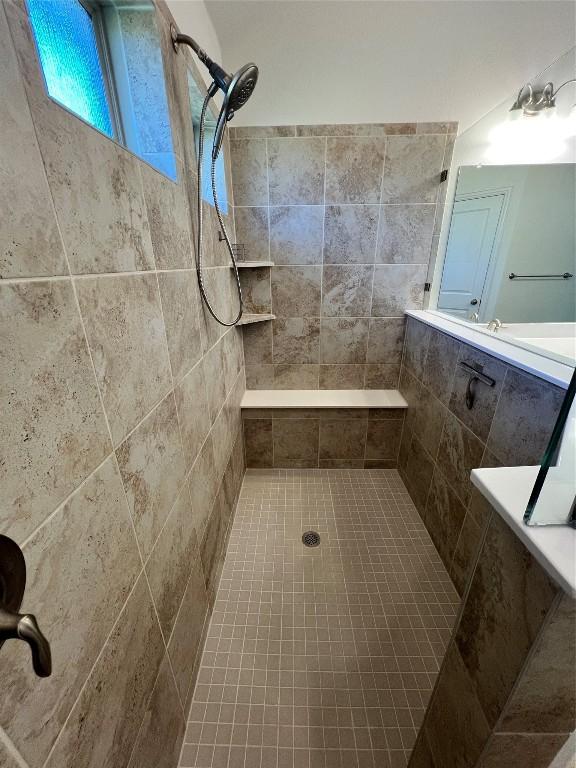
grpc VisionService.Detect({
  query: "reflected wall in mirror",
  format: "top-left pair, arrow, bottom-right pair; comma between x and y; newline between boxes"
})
438,163 -> 575,324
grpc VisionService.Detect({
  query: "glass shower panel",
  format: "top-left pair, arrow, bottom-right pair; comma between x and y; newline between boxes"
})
525,368 -> 576,526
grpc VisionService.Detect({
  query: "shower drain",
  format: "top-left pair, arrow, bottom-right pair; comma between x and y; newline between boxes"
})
302,530 -> 320,547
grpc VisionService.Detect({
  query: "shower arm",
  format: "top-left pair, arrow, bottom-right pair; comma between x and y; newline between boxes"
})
170,27 -> 230,95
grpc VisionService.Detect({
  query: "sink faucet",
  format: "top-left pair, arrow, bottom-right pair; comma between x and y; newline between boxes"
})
487,318 -> 502,332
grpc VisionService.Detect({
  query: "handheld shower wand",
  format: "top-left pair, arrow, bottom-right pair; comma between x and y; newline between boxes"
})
171,26 -> 259,326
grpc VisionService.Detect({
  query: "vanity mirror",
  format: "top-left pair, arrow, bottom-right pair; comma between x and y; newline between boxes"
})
434,162 -> 576,366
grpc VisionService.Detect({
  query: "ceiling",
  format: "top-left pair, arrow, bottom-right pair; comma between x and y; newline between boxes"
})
181,0 -> 575,132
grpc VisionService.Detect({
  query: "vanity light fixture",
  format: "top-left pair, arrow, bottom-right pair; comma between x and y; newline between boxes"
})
510,78 -> 576,116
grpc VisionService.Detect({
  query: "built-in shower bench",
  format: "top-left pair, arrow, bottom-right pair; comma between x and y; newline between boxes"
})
241,389 -> 407,410
241,390 -> 407,469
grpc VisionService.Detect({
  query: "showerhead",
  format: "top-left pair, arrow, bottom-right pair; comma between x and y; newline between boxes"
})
171,26 -> 258,158
211,63 -> 258,159
170,26 -> 258,113
226,63 -> 259,112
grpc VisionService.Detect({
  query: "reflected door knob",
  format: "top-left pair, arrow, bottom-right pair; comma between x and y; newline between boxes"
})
0,609 -> 52,677
470,298 -> 479,305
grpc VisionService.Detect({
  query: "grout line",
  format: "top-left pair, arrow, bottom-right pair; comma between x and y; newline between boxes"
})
232,201 -> 437,207
0,726 -> 30,768
264,137 -> 275,376
319,136 -> 328,381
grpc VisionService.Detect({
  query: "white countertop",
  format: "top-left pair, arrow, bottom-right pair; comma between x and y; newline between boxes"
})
241,389 -> 407,409
471,466 -> 576,598
407,310 -> 573,390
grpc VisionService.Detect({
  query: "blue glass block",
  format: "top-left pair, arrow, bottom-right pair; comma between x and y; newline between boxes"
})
200,131 -> 228,214
27,0 -> 114,137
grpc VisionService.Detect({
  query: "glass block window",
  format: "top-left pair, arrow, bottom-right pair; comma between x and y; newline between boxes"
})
27,0 -> 114,138
188,72 -> 229,214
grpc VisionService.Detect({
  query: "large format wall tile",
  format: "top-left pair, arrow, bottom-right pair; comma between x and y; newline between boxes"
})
273,419 -> 320,464
320,364 -> 365,389
376,204 -> 435,264
486,368 -> 564,466
157,270 -> 203,383
116,392 -> 186,560
243,322 -> 273,365
320,318 -> 369,364
234,206 -> 270,262
325,137 -> 386,203
319,420 -> 367,460
44,573 -> 165,768
424,644 -> 491,768
365,419 -> 403,460
229,138 -> 268,205
478,734 -> 572,768
402,434 -> 434,514
323,205 -> 379,264
271,266 -> 322,317
203,339 -> 227,422
449,505 -> 486,597
141,161 -> 193,270
425,468 -> 467,568
364,362 -> 401,388
436,410 -> 484,506
422,328 -> 461,405
269,205 -> 324,265
127,654 -> 185,768
455,513 -> 558,728
145,485 -> 198,642
321,265 -> 373,317
402,317 -> 432,379
366,318 -> 405,365
231,125 -> 296,138
273,318 -> 320,364
499,593 -> 576,734
267,137 -> 325,204
0,280 -> 110,542
35,104 -> 155,274
174,360 -> 211,471
188,436 -> 220,536
243,419 -> 273,468
371,264 -> 427,316
200,492 -> 227,598
381,135 -> 445,203
0,734 -> 23,768
76,274 -> 172,446
274,363 -> 319,389
0,456 -> 140,766
167,553 -> 209,705
0,3 -> 66,279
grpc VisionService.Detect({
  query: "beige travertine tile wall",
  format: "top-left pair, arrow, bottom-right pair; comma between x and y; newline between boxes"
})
0,1 -> 245,766
228,123 -> 457,390
398,315 -> 565,596
243,406 -> 405,469
408,498 -> 575,768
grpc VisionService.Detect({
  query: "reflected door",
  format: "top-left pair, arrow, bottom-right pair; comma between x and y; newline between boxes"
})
438,193 -> 505,317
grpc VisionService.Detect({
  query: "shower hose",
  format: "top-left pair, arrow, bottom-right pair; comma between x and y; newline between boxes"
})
196,91 -> 243,326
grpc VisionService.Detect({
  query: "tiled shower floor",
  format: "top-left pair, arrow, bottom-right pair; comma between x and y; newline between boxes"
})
180,470 -> 459,768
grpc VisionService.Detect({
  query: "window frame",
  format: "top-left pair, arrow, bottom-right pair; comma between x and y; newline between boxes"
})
77,0 -> 125,144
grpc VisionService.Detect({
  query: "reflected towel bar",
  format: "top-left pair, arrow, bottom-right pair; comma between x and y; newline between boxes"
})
508,272 -> 573,280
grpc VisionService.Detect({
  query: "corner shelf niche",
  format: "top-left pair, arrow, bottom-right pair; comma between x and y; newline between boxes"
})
237,313 -> 275,326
